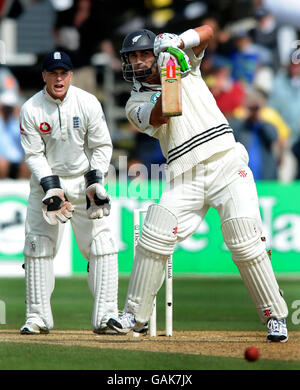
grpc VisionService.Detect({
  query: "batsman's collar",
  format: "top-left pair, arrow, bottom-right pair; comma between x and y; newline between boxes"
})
42,50 -> 73,71
133,79 -> 161,92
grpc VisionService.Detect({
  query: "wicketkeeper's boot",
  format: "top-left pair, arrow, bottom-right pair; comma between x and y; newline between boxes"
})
267,318 -> 288,343
20,319 -> 49,335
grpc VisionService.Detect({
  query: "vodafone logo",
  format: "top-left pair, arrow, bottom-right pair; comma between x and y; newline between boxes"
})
39,122 -> 51,134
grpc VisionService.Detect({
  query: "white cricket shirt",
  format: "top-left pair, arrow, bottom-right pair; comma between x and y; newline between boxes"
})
20,85 -> 112,182
126,48 -> 236,179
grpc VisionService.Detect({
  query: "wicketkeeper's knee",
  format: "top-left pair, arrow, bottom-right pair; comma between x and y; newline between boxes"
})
24,234 -> 54,258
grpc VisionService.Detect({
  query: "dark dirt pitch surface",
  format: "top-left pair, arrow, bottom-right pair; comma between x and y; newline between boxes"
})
1,329 -> 299,361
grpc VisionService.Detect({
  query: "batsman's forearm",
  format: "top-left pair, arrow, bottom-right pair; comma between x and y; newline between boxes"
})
150,95 -> 170,126
193,25 -> 214,55
178,25 -> 213,57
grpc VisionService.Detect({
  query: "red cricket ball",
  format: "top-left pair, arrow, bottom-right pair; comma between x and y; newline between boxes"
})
244,346 -> 259,362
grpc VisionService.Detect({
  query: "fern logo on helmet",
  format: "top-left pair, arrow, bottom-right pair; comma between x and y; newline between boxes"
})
39,122 -> 51,134
132,35 -> 142,43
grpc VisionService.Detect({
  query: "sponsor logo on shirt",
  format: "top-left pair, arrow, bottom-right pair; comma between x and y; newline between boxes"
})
151,92 -> 161,104
136,106 -> 142,124
39,122 -> 51,134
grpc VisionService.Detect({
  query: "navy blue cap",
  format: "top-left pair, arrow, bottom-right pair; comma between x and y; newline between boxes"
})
233,28 -> 250,39
42,51 -> 73,71
255,7 -> 270,20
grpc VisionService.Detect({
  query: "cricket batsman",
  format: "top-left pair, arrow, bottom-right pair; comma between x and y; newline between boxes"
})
107,26 -> 289,342
19,51 -> 118,335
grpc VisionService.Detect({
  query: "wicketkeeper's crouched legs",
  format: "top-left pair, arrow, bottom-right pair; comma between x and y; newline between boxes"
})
125,204 -> 178,325
22,234 -> 55,330
88,232 -> 119,331
222,217 -> 288,323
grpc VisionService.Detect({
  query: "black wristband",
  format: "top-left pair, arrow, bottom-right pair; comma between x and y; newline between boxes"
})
40,175 -> 61,193
84,169 -> 103,187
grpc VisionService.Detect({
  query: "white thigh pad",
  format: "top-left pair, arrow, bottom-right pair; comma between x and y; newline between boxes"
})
222,218 -> 288,323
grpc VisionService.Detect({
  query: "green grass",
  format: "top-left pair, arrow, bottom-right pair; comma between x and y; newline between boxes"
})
0,342 -> 299,371
0,276 -> 299,371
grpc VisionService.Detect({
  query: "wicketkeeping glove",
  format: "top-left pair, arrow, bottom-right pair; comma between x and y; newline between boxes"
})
85,170 -> 110,219
40,175 -> 74,225
154,33 -> 182,56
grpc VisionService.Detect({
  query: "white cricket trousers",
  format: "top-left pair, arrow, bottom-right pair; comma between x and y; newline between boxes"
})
159,142 -> 288,323
23,173 -> 118,330
160,143 -> 261,239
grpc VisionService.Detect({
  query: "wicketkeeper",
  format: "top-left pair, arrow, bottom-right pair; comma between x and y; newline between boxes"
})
19,51 -> 118,335
107,26 -> 289,342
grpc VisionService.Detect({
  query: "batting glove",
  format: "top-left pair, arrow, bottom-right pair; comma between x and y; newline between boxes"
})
167,47 -> 191,77
40,175 -> 74,225
154,33 -> 182,56
85,170 -> 110,219
157,49 -> 191,78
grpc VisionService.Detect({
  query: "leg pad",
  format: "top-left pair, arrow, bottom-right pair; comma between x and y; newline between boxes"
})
222,218 -> 288,323
23,234 -> 55,329
88,232 -> 118,329
125,204 -> 178,323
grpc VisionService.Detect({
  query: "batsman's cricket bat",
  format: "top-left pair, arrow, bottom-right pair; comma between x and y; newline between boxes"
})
161,58 -> 182,117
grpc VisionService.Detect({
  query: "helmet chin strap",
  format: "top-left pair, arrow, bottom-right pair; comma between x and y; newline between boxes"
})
134,58 -> 157,81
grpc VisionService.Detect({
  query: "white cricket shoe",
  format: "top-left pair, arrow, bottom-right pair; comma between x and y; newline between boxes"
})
267,318 -> 288,343
20,321 -> 49,335
107,312 -> 148,335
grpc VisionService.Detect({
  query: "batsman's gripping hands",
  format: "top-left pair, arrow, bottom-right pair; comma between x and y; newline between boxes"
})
42,188 -> 74,225
154,33 -> 182,56
85,170 -> 110,219
157,48 -> 191,78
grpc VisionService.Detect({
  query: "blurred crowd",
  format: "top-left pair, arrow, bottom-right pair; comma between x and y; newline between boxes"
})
1,0 -> 300,181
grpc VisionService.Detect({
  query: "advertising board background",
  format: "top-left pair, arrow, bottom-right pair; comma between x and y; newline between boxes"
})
0,180 -> 299,276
